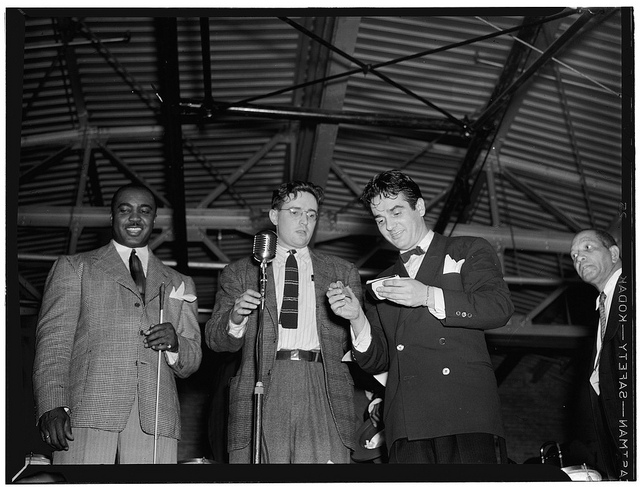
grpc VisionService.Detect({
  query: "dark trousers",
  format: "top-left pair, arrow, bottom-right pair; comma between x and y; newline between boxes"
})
592,391 -> 622,479
389,433 -> 507,464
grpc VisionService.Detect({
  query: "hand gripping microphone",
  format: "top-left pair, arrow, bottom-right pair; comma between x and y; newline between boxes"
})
253,229 -> 277,265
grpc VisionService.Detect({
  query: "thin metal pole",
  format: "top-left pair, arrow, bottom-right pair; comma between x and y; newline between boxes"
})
154,282 -> 165,464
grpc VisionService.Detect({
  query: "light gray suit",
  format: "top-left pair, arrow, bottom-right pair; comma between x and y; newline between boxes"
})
33,242 -> 202,442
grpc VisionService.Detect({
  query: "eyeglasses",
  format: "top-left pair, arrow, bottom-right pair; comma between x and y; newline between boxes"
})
279,207 -> 318,221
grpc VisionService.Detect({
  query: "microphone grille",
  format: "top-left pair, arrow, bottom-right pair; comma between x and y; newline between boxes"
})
253,230 -> 277,263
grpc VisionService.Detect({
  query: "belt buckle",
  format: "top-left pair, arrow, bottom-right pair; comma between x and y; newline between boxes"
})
290,349 -> 300,360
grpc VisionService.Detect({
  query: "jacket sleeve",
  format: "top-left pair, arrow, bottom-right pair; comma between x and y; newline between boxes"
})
205,261 -> 248,353
351,294 -> 391,376
32,256 -> 82,421
170,274 -> 202,379
442,237 -> 514,330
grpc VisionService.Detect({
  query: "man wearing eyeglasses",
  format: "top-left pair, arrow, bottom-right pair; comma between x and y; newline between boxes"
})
206,181 -> 362,463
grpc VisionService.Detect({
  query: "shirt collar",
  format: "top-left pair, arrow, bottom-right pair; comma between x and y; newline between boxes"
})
276,244 -> 310,261
400,229 -> 434,256
112,239 -> 150,268
595,268 -> 622,309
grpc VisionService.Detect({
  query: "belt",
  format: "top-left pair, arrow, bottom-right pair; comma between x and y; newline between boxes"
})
276,349 -> 323,363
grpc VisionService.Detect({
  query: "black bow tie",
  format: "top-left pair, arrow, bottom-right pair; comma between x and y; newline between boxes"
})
400,246 -> 425,263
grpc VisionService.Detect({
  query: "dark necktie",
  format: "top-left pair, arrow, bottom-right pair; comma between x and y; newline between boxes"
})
280,250 -> 298,329
129,249 -> 146,303
598,291 -> 607,342
400,245 -> 425,263
594,291 -> 607,372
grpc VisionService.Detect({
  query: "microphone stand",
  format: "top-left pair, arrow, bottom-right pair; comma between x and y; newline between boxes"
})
252,259 -> 268,464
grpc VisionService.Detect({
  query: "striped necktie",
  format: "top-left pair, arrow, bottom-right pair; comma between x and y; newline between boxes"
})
593,291 -> 607,373
598,291 -> 607,343
280,250 -> 298,329
129,249 -> 146,303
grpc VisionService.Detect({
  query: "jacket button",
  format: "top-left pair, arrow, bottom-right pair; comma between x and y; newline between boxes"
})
461,312 -> 467,317
397,344 -> 404,351
455,311 -> 461,316
439,338 -> 446,345
442,367 -> 450,375
134,302 -> 141,308
468,313 -> 473,318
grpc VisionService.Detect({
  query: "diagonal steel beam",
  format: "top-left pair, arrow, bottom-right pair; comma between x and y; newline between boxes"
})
97,142 -> 171,207
501,168 -> 583,232
435,15 -> 546,234
19,144 -> 74,185
196,228 -> 231,263
279,16 -> 463,128
307,17 -> 361,187
236,12 -> 576,127
292,17 -> 338,183
196,132 -> 286,208
19,273 -> 42,301
519,285 -> 568,325
471,9 -> 602,131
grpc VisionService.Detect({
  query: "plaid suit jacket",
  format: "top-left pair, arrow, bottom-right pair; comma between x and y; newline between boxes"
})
205,249 -> 362,454
33,242 -> 202,440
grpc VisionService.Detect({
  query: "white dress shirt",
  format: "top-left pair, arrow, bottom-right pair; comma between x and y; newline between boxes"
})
590,268 -> 622,395
227,245 -> 320,351
352,230 -> 446,353
272,245 -> 320,351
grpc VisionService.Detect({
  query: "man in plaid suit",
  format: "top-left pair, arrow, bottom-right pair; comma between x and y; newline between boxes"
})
32,184 -> 202,464
206,181 -> 362,463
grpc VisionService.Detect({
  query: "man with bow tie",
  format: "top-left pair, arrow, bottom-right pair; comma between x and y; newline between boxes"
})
33,183 -> 202,463
327,170 -> 514,464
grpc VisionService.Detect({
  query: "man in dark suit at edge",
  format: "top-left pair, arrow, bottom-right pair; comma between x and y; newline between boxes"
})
327,169 -> 513,464
570,228 -> 634,480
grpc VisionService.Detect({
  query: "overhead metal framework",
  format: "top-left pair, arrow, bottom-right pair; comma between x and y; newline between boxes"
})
13,8 -> 631,349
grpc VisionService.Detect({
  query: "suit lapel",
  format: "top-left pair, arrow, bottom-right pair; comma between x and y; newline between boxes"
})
262,263 -> 279,337
415,233 -> 447,286
93,243 -> 136,293
146,252 -> 171,306
603,276 -> 623,343
395,234 -> 448,330
310,252 -> 331,330
92,243 -> 169,305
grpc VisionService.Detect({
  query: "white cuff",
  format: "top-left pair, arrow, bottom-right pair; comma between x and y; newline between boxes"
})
228,316 -> 248,338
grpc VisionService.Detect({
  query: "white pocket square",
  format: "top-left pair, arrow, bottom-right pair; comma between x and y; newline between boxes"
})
169,282 -> 197,303
444,254 -> 465,274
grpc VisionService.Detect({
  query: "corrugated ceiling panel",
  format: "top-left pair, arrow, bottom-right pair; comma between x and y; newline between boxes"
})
179,17 -> 302,104
15,10 -> 628,325
343,15 -> 522,120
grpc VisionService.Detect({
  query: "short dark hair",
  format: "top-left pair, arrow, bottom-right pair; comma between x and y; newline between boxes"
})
578,228 -> 618,249
110,184 -> 157,215
271,181 -> 324,210
360,170 -> 423,213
